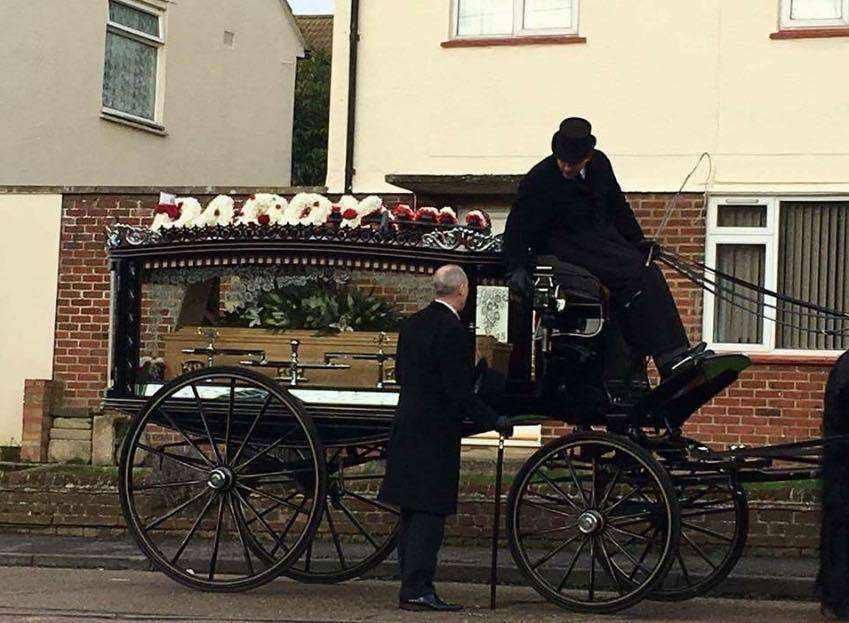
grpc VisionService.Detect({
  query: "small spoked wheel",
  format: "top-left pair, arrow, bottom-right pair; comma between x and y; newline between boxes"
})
242,440 -> 400,583
507,432 -> 680,614
282,441 -> 400,583
649,472 -> 748,601
118,367 -> 327,592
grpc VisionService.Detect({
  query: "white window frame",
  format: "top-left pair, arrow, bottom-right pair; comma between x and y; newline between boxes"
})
102,0 -> 167,128
780,0 -> 849,29
704,194 -> 849,356
450,0 -> 580,40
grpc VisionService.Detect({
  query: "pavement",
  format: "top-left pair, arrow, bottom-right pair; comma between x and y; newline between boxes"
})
0,533 -> 820,601
0,566 -> 822,623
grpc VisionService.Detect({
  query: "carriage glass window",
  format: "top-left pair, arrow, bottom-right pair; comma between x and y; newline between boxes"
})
455,0 -> 578,37
705,197 -> 849,353
780,0 -> 849,28
102,0 -> 165,124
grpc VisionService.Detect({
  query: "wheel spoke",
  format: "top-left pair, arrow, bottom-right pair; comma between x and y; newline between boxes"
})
346,491 -> 401,515
270,497 -> 306,557
236,482 -> 311,515
170,492 -> 218,566
231,392 -> 274,466
608,510 -> 655,527
597,537 -> 624,595
588,538 -> 597,601
556,537 -> 588,592
143,488 -> 210,532
227,494 -> 255,575
338,501 -> 379,550
520,524 -> 575,539
681,532 -> 719,570
565,453 -> 590,508
189,384 -> 224,465
606,524 -> 664,546
682,520 -> 735,543
676,551 -> 693,587
234,429 -> 299,474
135,479 -> 205,491
604,482 -> 645,516
208,497 -> 226,580
233,488 -> 286,558
325,508 -> 348,569
521,498 -> 579,520
604,532 -> 653,581
597,466 -> 623,510
590,459 -> 598,508
530,533 -> 581,570
154,405 -> 214,468
537,464 -> 586,513
224,378 -> 235,464
137,443 -> 209,473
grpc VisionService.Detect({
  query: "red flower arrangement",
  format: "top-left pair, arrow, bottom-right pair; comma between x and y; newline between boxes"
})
436,207 -> 458,226
465,209 -> 491,230
154,202 -> 181,220
414,206 -> 439,224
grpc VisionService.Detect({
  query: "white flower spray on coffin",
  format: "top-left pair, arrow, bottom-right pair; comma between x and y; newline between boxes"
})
198,195 -> 236,228
172,197 -> 203,228
338,195 -> 363,228
238,194 -> 281,226
296,193 -> 333,226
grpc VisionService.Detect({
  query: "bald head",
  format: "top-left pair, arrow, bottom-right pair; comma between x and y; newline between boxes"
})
434,265 -> 468,297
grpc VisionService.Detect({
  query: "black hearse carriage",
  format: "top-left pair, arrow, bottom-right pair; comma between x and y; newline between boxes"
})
104,216 -> 833,614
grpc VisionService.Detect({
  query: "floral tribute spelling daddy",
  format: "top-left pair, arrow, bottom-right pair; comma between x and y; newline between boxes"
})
151,193 -> 492,233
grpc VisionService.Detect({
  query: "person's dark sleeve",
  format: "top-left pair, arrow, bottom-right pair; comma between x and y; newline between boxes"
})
503,174 -> 553,273
437,323 -> 499,430
601,153 -> 645,244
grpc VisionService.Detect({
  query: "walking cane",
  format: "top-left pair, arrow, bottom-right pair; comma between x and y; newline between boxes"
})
489,433 -> 506,610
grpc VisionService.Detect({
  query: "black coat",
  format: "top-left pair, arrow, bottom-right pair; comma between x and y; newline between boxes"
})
818,351 -> 849,617
378,302 -> 499,515
503,151 -> 647,291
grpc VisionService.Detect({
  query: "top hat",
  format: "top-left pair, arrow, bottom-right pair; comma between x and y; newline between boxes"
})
552,117 -> 597,164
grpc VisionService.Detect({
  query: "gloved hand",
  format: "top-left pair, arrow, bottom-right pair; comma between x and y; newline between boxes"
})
494,416 -> 514,438
506,267 -> 533,298
636,238 -> 662,262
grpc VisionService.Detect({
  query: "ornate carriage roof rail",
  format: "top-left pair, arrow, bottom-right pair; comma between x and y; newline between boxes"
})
105,223 -> 504,273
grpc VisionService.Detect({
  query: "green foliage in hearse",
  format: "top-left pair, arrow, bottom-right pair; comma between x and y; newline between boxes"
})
225,278 -> 402,333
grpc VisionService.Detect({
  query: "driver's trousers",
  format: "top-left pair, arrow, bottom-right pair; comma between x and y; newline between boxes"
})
547,225 -> 689,359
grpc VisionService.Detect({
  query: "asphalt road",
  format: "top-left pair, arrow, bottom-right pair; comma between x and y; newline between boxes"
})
0,566 -> 821,623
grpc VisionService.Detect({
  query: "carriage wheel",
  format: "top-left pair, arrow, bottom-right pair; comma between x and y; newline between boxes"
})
507,432 -> 680,614
118,367 -> 327,592
243,441 -> 400,583
648,473 -> 748,601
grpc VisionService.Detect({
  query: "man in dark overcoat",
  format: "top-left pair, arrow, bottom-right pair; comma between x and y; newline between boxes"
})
503,117 -> 707,379
378,264 -> 512,612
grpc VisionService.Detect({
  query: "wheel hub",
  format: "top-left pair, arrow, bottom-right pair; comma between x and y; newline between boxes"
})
578,510 -> 604,535
207,467 -> 234,491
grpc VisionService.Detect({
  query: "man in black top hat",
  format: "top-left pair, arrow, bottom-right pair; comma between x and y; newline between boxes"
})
503,117 -> 705,379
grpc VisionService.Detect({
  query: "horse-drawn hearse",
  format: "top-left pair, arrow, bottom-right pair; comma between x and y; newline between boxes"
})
103,196 -> 845,614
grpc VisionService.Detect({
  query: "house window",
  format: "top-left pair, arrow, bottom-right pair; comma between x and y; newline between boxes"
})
102,0 -> 165,125
780,0 -> 849,29
454,0 -> 579,38
704,197 -> 849,353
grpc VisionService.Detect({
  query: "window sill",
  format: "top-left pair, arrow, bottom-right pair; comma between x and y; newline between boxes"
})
747,353 -> 840,366
441,35 -> 586,48
101,111 -> 167,136
770,27 -> 849,40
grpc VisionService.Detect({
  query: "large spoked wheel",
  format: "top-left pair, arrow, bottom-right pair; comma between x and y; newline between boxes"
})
118,367 -> 327,592
244,441 -> 400,583
507,431 -> 681,614
649,472 -> 748,601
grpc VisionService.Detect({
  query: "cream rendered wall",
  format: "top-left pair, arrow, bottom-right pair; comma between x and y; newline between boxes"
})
327,0 -> 849,195
0,0 -> 303,187
0,195 -> 62,445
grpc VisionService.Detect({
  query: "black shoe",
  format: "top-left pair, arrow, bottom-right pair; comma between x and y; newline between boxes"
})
399,593 -> 463,612
659,342 -> 713,380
